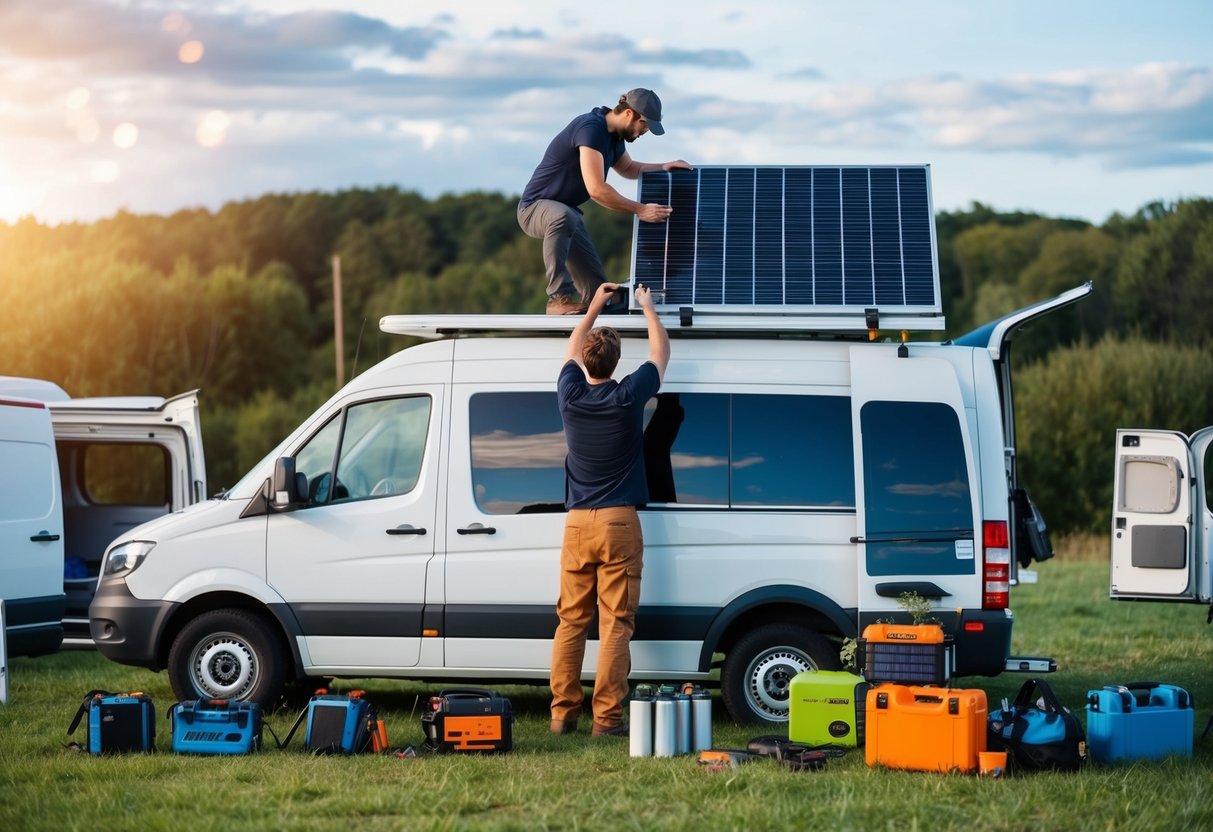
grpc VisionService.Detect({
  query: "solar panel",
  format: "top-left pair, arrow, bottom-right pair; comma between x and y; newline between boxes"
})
631,165 -> 942,328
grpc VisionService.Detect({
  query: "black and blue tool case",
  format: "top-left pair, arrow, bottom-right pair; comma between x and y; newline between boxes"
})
67,690 -> 156,754
169,698 -> 263,755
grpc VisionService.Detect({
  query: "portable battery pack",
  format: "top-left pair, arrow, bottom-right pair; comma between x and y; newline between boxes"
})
68,690 -> 156,754
170,699 -> 263,755
422,688 -> 513,753
788,670 -> 870,748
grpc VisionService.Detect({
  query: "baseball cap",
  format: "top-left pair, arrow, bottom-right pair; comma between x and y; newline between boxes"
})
622,88 -> 665,135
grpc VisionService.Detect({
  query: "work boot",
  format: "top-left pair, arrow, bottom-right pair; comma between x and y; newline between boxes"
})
549,719 -> 578,734
591,722 -> 629,738
546,294 -> 587,315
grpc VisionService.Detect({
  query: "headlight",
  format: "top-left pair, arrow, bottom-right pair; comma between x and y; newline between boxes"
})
103,541 -> 156,576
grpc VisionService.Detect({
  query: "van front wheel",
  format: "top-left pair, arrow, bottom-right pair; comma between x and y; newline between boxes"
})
721,623 -> 838,724
168,609 -> 288,707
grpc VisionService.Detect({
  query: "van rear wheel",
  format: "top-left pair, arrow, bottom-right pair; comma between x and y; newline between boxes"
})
168,608 -> 288,707
721,623 -> 838,724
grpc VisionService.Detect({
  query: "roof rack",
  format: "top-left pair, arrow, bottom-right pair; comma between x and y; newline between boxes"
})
379,307 -> 944,340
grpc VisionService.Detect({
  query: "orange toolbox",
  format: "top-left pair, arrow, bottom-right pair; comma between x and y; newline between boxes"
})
865,684 -> 987,773
858,623 -> 952,685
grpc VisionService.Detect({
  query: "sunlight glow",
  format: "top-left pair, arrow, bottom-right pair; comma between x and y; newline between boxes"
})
161,13 -> 191,35
179,40 -> 205,64
65,88 -> 90,110
197,110 -> 231,147
112,123 -> 139,149
89,160 -> 119,184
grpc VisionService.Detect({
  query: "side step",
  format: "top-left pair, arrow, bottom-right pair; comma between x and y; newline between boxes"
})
1004,656 -> 1058,673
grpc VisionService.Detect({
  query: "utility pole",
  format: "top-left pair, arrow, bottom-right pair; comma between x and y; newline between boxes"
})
332,255 -> 344,389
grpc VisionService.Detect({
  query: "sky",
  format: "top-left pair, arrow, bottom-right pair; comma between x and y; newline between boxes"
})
1,0 -> 1210,226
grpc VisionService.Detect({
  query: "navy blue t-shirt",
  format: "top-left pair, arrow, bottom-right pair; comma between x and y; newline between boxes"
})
520,107 -> 625,210
558,359 -> 661,509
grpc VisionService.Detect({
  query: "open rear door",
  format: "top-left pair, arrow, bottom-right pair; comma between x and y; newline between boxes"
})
1110,429 -> 1196,600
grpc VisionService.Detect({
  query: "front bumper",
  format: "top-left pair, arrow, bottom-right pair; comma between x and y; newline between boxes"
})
89,578 -> 180,671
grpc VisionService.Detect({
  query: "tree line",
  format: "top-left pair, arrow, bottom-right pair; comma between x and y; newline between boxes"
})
0,190 -> 1210,535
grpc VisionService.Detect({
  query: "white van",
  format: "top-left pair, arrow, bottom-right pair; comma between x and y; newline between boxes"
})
1109,427 -> 1213,608
0,394 -> 65,658
90,283 -> 1090,723
0,378 -> 206,647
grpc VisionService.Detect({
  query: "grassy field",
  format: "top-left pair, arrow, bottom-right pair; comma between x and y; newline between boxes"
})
3,550 -> 1211,831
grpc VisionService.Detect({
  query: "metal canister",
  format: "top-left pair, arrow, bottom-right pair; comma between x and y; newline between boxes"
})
674,693 -> 692,755
629,694 -> 654,757
653,694 -> 676,758
691,689 -> 713,751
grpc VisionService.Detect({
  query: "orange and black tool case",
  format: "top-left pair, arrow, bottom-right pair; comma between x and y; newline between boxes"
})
422,688 -> 513,753
865,684 -> 987,773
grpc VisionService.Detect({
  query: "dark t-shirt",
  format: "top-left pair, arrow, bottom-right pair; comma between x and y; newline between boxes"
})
558,359 -> 662,509
520,107 -> 625,209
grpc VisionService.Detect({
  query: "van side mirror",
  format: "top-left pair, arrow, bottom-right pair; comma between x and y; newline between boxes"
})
270,458 -> 307,511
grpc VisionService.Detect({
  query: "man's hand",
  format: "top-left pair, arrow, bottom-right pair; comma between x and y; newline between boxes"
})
589,282 -> 619,310
662,160 -> 693,172
637,203 -> 673,223
635,284 -> 655,312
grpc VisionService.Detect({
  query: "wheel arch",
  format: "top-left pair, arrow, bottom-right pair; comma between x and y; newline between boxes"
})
157,591 -> 305,679
699,585 -> 856,671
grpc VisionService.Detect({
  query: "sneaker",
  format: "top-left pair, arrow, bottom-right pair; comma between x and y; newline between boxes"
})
546,294 -> 587,315
591,722 -> 629,738
549,719 -> 578,735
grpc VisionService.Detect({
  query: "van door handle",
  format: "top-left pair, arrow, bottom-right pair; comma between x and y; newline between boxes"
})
457,523 -> 497,535
386,525 -> 427,536
30,531 -> 61,542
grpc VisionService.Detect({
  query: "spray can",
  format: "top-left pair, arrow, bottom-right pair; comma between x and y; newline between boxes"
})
674,693 -> 692,755
653,694 -> 676,758
629,694 -> 654,758
691,689 -> 713,751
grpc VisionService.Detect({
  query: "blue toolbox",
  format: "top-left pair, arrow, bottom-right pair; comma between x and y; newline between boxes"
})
67,690 -> 156,754
1086,682 -> 1194,762
788,670 -> 870,748
169,699 -> 263,755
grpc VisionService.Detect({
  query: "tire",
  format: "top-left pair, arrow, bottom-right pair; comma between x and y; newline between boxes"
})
168,608 -> 289,707
720,622 -> 839,725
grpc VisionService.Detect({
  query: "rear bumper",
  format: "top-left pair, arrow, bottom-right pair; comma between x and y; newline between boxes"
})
89,579 -> 179,671
952,608 -> 1013,677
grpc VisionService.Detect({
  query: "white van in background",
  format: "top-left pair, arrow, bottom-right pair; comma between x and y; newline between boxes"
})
90,284 -> 1089,724
0,395 -> 65,658
1110,427 -> 1213,609
0,378 -> 206,647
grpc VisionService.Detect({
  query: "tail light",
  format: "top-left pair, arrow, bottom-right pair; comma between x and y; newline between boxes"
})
983,520 -> 1010,609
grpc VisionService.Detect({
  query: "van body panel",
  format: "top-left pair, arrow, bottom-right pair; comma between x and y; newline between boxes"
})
0,397 -> 65,657
1110,427 -> 1213,603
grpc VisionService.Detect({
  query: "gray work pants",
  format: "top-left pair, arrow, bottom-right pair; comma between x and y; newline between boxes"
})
517,199 -> 607,299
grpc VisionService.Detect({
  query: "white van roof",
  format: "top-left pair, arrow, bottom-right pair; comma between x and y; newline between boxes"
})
0,377 -> 70,402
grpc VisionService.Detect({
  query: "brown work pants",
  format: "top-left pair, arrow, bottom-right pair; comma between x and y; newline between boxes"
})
549,506 -> 644,729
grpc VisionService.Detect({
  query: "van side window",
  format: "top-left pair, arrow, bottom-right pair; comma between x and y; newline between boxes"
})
860,400 -> 974,576
470,392 -> 566,514
467,391 -> 855,514
295,396 -> 432,507
74,443 -> 169,507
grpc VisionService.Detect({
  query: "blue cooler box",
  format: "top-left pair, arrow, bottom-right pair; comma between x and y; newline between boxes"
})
1086,682 -> 1193,763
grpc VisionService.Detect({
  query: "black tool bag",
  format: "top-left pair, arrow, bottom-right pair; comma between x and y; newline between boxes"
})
988,678 -> 1086,772
421,688 -> 513,753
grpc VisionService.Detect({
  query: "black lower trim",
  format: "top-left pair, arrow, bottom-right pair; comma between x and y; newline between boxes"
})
90,579 -> 179,670
440,604 -> 719,642
3,594 -> 65,658
289,603 -> 424,638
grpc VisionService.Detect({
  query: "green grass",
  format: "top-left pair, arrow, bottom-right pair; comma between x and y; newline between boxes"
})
3,558 -> 1212,831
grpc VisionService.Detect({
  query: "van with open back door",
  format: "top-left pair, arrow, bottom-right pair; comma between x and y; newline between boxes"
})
0,377 -> 206,647
1109,428 -> 1213,612
88,165 -> 1088,723
0,394 -> 65,658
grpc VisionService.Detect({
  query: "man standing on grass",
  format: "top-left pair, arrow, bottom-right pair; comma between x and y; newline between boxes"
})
518,88 -> 691,315
549,282 -> 669,737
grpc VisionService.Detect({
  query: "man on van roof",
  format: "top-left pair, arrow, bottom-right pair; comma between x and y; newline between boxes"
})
518,88 -> 692,315
549,282 -> 670,737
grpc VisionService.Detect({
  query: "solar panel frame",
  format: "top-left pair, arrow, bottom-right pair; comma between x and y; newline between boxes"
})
630,165 -> 943,327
